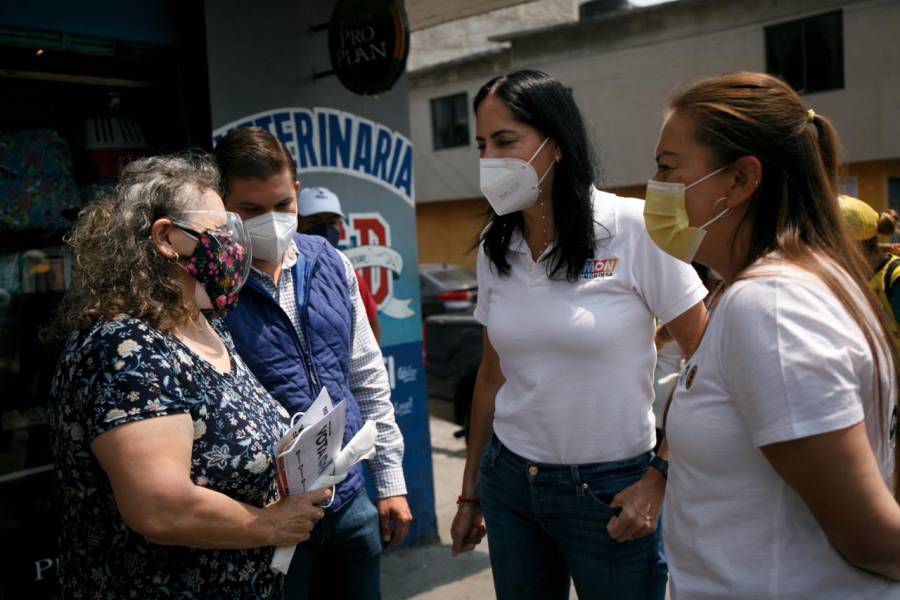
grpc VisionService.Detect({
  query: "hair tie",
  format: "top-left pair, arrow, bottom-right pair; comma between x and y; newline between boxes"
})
807,108 -> 816,123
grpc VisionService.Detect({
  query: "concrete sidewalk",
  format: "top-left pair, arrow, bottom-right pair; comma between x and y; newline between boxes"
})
381,408 -> 495,600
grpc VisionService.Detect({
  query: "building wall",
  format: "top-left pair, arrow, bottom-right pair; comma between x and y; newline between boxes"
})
409,52 -> 511,204
205,0 -> 410,130
416,197 -> 488,269
410,0 -> 900,210
847,160 -> 900,212
408,0 -> 577,72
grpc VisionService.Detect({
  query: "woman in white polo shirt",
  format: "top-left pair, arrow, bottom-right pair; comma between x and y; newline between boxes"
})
648,72 -> 900,599
449,69 -> 708,600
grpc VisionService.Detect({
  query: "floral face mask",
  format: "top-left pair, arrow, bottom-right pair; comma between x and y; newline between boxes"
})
171,211 -> 252,316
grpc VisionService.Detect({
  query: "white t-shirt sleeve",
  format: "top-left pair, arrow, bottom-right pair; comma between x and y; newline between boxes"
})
630,208 -> 707,324
720,277 -> 866,447
473,244 -> 492,325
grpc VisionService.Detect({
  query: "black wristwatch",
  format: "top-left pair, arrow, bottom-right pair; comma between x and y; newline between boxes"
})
649,454 -> 669,479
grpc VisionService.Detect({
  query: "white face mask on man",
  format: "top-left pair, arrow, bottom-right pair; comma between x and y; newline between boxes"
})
243,211 -> 297,263
479,137 -> 554,215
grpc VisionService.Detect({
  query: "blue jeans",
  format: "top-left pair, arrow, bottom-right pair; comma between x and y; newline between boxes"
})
284,490 -> 383,600
479,436 -> 667,600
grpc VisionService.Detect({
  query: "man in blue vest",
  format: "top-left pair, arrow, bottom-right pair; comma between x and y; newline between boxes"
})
215,127 -> 411,599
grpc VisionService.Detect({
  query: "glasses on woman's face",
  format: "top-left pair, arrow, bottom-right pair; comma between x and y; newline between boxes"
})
172,210 -> 235,235
169,210 -> 251,251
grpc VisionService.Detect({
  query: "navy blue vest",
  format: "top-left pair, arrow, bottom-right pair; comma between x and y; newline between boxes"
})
225,234 -> 364,513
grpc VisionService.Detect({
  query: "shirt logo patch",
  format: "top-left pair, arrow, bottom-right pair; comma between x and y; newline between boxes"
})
580,258 -> 618,280
680,364 -> 699,390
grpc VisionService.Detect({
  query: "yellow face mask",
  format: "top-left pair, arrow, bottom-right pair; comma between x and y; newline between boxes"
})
643,165 -> 731,263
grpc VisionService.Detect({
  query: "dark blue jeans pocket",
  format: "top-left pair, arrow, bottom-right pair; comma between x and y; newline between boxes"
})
579,461 -> 649,522
583,484 -> 623,517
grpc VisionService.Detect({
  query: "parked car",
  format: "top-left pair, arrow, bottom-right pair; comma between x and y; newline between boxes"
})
423,311 -> 483,439
419,263 -> 477,319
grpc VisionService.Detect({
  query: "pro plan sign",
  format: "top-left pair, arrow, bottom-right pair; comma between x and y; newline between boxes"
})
328,0 -> 409,96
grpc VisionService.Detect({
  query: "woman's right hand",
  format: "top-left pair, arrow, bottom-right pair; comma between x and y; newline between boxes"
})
451,332 -> 501,558
451,505 -> 486,556
265,488 -> 332,546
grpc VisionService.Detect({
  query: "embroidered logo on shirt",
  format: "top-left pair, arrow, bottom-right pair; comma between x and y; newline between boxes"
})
580,258 -> 618,280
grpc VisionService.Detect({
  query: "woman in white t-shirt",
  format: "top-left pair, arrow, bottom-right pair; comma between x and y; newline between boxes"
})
645,71 -> 900,599
449,69 -> 708,600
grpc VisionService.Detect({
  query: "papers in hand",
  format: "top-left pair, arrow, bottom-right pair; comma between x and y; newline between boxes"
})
270,388 -> 377,574
275,387 -> 346,498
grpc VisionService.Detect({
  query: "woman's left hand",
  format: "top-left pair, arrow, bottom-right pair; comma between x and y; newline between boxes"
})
607,467 -> 666,543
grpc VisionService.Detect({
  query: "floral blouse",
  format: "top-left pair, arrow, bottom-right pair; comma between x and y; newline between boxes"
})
49,316 -> 291,599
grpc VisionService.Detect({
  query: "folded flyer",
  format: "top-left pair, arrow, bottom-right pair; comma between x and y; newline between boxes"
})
270,388 -> 377,574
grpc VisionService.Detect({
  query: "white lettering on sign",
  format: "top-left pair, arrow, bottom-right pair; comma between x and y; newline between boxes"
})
212,108 -> 414,205
383,354 -> 396,391
337,26 -> 387,68
34,557 -> 59,582
336,42 -> 388,68
398,365 -> 417,384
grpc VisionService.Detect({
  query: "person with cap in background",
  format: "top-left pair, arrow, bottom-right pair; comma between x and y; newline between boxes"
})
839,194 -> 900,337
213,127 -> 410,600
298,186 -> 383,344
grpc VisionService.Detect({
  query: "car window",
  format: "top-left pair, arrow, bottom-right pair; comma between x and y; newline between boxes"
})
429,267 -> 476,287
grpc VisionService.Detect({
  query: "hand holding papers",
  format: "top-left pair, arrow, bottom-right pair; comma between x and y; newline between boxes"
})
274,388 -> 346,499
270,388 -> 377,573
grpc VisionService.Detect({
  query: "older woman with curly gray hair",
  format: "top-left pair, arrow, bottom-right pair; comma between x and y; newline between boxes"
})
48,153 -> 329,598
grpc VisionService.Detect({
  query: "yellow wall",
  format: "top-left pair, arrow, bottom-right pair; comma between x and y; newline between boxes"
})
415,198 -> 489,270
604,161 -> 900,211
846,160 -> 900,211
414,189 -> 645,270
606,161 -> 900,212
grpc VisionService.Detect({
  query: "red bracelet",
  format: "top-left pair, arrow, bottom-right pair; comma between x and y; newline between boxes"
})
457,496 -> 481,506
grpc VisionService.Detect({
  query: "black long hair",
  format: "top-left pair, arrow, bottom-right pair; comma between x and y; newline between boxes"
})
474,69 -> 597,281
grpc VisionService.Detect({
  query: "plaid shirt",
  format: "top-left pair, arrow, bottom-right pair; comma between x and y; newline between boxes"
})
249,241 -> 407,498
